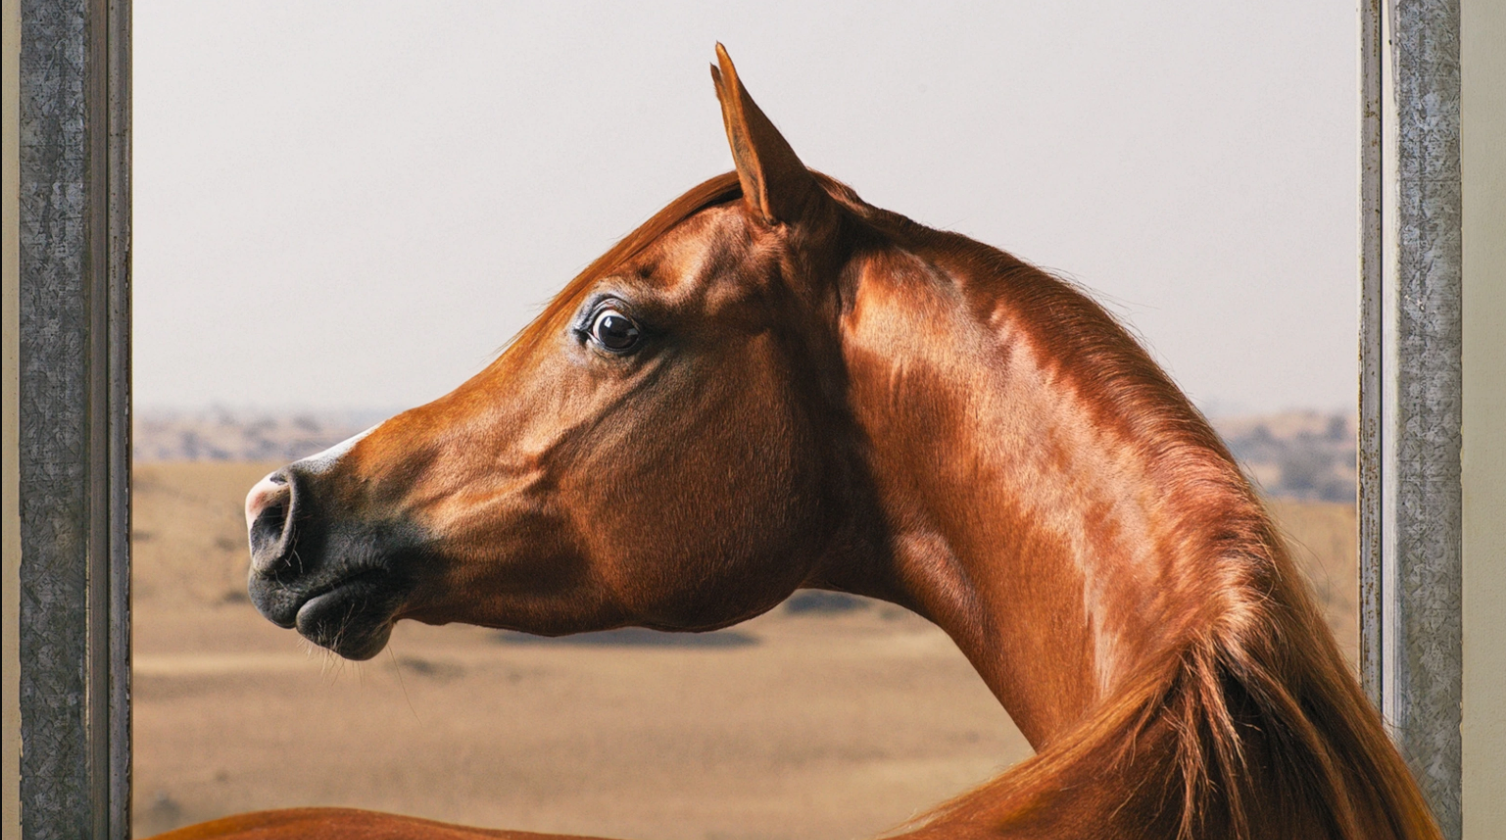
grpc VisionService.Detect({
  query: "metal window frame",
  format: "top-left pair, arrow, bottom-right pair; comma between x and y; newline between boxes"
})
1359,1 -> 1463,838
14,0 -> 132,838
7,0 -> 1465,837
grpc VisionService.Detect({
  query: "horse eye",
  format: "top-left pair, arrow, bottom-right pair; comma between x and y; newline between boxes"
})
590,309 -> 641,352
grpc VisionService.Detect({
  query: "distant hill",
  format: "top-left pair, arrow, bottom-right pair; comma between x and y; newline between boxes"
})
133,408 -> 1358,503
133,409 -> 387,464
1209,411 -> 1357,503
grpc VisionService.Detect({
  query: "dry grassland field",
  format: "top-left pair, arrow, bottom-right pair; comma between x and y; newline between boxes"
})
131,461 -> 1357,839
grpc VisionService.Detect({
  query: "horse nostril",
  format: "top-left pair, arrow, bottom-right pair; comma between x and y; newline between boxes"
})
245,471 -> 288,527
246,470 -> 296,575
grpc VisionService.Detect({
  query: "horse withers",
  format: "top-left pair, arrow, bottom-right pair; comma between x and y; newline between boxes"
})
170,46 -> 1439,840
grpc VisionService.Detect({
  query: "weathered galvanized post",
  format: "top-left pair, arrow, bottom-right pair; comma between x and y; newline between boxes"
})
1358,0 -> 1464,837
11,0 -> 132,838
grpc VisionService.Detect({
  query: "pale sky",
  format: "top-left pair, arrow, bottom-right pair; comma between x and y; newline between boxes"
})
133,1 -> 1357,416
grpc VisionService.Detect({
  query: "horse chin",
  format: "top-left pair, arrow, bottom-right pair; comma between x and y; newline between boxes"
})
248,565 -> 409,661
293,584 -> 399,660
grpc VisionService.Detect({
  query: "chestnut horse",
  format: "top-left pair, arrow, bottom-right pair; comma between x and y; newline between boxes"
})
162,47 -> 1439,840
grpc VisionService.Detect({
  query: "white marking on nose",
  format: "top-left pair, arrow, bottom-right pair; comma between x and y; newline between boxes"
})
296,422 -> 383,473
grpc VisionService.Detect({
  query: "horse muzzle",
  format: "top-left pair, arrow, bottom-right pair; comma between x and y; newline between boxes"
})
245,465 -> 417,660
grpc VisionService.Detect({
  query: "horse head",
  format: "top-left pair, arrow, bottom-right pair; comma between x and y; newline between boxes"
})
245,46 -> 884,661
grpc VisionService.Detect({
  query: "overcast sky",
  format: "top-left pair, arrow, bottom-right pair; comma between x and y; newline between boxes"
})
133,1 -> 1357,416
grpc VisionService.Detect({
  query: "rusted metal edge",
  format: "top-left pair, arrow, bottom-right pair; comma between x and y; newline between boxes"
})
106,1 -> 132,837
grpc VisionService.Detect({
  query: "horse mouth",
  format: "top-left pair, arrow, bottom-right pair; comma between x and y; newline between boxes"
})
251,568 -> 406,660
296,571 -> 402,659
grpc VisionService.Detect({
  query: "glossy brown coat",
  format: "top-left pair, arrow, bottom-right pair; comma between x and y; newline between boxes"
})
163,47 -> 1440,840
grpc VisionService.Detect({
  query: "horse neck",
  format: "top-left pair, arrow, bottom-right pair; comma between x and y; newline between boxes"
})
834,235 -> 1275,748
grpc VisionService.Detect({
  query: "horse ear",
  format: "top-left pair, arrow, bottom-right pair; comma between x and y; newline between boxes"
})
711,44 -> 823,226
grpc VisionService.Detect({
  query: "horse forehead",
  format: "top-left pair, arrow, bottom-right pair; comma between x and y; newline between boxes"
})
633,204 -> 761,297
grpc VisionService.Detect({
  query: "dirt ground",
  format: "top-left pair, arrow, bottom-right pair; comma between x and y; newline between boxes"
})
131,462 -> 1357,839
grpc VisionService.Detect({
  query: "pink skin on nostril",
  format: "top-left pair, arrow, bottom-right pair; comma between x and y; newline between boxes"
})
245,473 -> 289,531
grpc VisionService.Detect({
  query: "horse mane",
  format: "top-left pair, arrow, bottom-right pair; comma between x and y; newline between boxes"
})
840,216 -> 1441,839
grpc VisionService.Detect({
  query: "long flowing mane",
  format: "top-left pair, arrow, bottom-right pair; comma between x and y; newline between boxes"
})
829,202 -> 1439,839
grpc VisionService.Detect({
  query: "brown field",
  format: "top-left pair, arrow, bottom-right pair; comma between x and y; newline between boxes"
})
131,462 -> 1357,839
